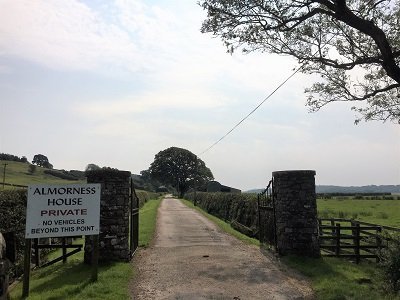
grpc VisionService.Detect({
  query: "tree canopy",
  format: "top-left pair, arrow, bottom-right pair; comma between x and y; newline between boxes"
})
85,163 -> 101,172
147,147 -> 214,197
200,0 -> 400,124
32,154 -> 53,169
0,153 -> 27,163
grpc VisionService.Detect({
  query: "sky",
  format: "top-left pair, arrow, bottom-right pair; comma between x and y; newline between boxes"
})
0,0 -> 399,191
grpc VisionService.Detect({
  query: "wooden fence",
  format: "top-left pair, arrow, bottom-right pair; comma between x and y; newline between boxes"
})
318,218 -> 400,263
32,237 -> 83,268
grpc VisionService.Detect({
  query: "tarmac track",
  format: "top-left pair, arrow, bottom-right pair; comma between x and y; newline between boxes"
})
131,196 -> 314,300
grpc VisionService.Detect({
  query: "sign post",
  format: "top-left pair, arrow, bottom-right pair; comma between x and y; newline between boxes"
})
23,184 -> 101,297
22,239 -> 31,299
91,235 -> 99,282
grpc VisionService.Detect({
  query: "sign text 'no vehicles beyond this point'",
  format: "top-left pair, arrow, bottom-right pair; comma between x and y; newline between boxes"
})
25,184 -> 101,239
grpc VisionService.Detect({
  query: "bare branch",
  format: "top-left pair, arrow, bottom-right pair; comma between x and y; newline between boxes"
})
200,0 -> 400,123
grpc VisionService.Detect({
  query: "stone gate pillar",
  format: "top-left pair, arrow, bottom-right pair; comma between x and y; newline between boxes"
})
84,169 -> 131,263
273,170 -> 320,257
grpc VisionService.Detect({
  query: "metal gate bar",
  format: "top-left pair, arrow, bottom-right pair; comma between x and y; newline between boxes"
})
257,179 -> 277,249
130,179 -> 139,257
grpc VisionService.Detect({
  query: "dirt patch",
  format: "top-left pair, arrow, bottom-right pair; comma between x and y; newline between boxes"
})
131,197 -> 314,299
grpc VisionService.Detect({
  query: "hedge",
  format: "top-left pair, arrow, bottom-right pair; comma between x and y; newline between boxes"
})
0,189 -> 27,279
136,190 -> 161,208
43,169 -> 80,180
184,192 -> 259,236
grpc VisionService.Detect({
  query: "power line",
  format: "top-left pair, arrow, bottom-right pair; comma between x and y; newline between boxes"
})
198,30 -> 338,157
198,64 -> 304,156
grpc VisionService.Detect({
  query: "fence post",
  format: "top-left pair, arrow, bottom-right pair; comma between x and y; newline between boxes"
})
318,219 -> 324,235
335,223 -> 341,256
355,224 -> 360,264
330,219 -> 335,236
376,227 -> 382,263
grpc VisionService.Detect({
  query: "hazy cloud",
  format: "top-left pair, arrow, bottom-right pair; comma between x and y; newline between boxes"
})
0,0 -> 398,189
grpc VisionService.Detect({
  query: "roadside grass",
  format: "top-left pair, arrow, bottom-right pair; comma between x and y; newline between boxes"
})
181,198 -> 399,300
180,199 -> 259,246
0,160 -> 84,188
9,197 -> 162,300
282,256 -> 394,300
317,198 -> 400,227
138,198 -> 162,247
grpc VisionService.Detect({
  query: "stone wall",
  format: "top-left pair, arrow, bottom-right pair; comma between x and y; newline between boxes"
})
84,169 -> 132,263
273,170 -> 320,257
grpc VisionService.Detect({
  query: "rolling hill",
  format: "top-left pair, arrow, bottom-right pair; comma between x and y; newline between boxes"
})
0,160 -> 85,188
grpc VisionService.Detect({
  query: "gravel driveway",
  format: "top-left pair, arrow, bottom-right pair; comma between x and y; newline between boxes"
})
131,196 -> 314,300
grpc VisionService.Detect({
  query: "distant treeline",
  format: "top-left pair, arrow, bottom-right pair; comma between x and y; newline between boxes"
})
318,192 -> 391,197
316,185 -> 400,194
248,185 -> 400,195
318,193 -> 400,200
0,153 -> 28,163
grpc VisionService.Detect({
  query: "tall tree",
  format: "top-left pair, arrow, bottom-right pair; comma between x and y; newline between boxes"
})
32,154 -> 53,169
85,163 -> 101,172
147,147 -> 214,197
200,0 -> 400,124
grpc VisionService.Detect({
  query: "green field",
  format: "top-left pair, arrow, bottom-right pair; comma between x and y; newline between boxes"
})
317,198 -> 400,227
0,160 -> 84,187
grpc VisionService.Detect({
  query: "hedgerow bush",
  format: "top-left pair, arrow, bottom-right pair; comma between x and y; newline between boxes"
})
43,169 -> 79,180
378,233 -> 400,294
185,192 -> 259,234
136,190 -> 160,208
0,189 -> 27,279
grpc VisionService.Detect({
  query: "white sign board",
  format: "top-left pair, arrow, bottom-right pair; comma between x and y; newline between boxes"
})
25,184 -> 101,239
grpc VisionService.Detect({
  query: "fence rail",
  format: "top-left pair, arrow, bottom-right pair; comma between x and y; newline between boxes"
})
2,182 -> 28,188
32,237 -> 83,268
318,218 -> 399,263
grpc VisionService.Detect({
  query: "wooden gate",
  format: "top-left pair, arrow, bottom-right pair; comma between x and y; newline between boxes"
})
32,237 -> 83,268
257,179 -> 277,249
130,179 -> 139,257
318,218 -> 400,263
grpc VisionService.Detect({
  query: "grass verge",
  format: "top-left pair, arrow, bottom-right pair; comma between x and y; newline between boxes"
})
9,197 -> 162,300
180,199 -> 259,246
138,198 -> 162,247
282,256 -> 393,300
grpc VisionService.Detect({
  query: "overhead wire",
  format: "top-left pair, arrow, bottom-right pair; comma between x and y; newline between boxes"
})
198,24 -> 337,157
198,63 -> 305,156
